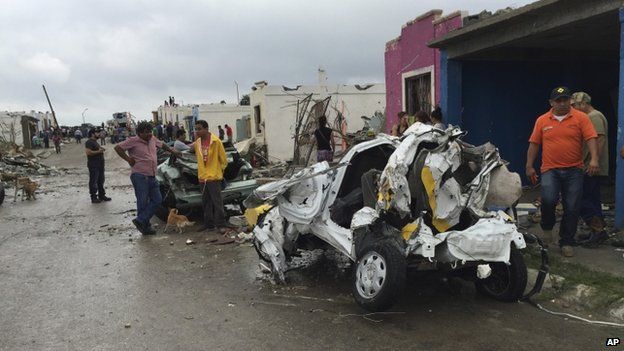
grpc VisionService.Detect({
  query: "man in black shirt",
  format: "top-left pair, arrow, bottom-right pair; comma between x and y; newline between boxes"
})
85,129 -> 111,204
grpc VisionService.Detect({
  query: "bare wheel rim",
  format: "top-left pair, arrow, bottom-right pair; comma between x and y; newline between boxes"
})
482,263 -> 511,295
356,251 -> 387,299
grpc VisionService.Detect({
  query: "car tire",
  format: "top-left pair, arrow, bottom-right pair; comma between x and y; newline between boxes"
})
474,245 -> 527,302
0,182 -> 4,206
352,239 -> 406,312
155,185 -> 176,222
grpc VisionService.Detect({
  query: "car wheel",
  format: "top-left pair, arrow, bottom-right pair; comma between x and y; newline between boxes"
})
352,239 -> 406,312
475,245 -> 527,302
0,182 -> 4,206
155,185 -> 176,222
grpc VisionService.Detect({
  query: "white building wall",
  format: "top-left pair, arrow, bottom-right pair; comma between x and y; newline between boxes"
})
250,83 -> 386,162
0,111 -> 25,146
196,104 -> 252,141
157,105 -> 194,125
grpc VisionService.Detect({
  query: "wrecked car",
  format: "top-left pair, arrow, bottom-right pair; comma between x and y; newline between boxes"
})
245,123 -> 535,311
155,143 -> 258,221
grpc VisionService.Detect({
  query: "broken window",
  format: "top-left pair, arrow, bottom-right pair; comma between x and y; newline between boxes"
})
253,105 -> 262,134
405,73 -> 432,115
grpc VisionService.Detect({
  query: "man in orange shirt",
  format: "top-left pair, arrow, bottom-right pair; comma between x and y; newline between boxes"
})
526,86 -> 599,257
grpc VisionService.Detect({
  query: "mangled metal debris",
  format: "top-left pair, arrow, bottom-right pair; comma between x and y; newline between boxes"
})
246,122 -> 546,311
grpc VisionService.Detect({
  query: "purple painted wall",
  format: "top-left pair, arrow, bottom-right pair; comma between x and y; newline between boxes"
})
384,10 -> 463,132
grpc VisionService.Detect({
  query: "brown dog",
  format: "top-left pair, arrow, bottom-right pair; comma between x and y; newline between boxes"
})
14,177 -> 39,201
164,208 -> 194,233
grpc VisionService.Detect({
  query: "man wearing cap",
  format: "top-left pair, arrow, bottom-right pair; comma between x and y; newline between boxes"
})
526,86 -> 599,257
571,92 -> 609,246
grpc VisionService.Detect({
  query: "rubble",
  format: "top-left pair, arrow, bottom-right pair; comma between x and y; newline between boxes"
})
0,142 -> 60,183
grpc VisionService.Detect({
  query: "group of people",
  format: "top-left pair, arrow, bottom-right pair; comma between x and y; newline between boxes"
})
217,124 -> 233,143
527,87 -> 611,257
391,106 -> 445,137
153,121 -> 186,143
32,128 -> 63,154
84,120 -> 232,236
312,108 -> 445,164
388,89 -> 611,258
81,87 -> 613,252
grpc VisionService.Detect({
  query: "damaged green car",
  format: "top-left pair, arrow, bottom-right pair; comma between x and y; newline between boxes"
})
155,142 -> 258,221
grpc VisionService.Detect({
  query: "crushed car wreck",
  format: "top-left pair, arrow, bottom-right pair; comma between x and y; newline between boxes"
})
246,123 -> 546,311
156,143 -> 258,221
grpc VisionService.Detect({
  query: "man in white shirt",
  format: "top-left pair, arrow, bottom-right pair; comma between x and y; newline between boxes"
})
173,130 -> 190,152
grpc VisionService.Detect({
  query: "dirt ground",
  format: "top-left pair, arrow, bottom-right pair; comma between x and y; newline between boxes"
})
0,142 -> 619,351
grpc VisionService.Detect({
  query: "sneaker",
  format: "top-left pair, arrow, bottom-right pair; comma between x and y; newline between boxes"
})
91,198 -> 101,204
99,195 -> 112,201
132,219 -> 147,234
561,245 -> 574,257
581,231 -> 608,248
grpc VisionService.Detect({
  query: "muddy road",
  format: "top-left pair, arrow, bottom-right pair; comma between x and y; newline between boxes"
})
0,143 -> 617,350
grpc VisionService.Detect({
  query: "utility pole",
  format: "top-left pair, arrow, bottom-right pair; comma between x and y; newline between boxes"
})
42,84 -> 59,128
235,81 -> 240,106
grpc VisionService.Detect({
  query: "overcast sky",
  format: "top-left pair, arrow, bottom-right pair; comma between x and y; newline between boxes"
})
0,0 -> 534,126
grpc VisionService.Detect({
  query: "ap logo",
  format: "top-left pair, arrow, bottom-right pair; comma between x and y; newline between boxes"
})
606,337 -> 620,346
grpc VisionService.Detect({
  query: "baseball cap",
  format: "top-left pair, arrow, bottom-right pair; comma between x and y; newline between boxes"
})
571,91 -> 591,105
550,86 -> 571,100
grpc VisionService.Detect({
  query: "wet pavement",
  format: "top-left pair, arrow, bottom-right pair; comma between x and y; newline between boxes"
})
0,143 -> 619,350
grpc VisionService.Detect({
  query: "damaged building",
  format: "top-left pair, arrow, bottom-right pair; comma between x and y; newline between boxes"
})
0,111 -> 51,149
250,76 -> 386,162
156,102 -> 252,142
385,0 -> 624,228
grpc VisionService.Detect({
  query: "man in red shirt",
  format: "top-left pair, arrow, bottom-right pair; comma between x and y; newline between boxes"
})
224,124 -> 233,143
526,86 -> 599,257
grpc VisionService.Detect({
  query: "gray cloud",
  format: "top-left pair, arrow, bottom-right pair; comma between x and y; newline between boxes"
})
0,0 -> 534,125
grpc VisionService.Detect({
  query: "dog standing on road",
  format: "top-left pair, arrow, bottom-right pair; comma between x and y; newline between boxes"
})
164,208 -> 194,233
14,177 -> 39,202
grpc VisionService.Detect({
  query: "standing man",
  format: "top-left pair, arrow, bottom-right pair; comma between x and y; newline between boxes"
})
166,122 -> 173,142
85,129 -> 111,204
156,123 -> 164,140
224,124 -> 233,143
52,132 -> 62,154
173,129 -> 190,152
218,125 -> 225,141
114,121 -> 181,235
74,129 -> 83,144
193,120 -> 229,232
526,86 -> 599,257
43,130 -> 50,149
571,92 -> 610,246
99,128 -> 107,145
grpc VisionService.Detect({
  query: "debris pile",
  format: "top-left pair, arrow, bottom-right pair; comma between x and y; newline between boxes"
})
253,163 -> 289,179
0,142 -> 59,182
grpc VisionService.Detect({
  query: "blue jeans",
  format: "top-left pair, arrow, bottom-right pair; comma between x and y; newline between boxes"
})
130,173 -> 162,228
540,168 -> 584,246
580,175 -> 604,223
